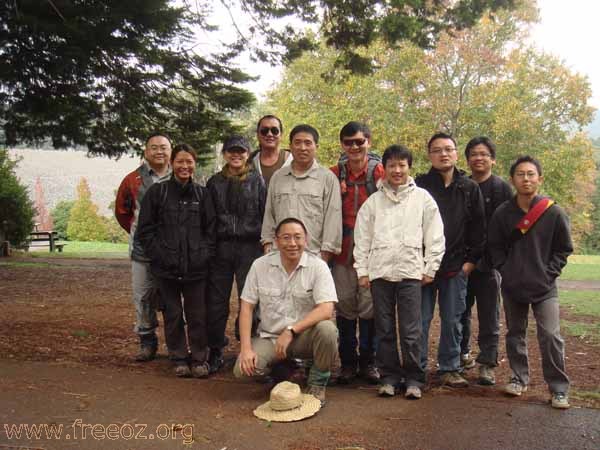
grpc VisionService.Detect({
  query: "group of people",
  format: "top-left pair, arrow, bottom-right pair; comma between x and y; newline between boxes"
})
115,116 -> 573,410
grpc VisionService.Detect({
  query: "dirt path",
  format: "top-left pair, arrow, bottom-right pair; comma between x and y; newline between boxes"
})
1,360 -> 599,450
1,256 -> 599,449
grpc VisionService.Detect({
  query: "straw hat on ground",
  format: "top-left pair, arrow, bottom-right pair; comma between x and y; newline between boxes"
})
253,381 -> 321,422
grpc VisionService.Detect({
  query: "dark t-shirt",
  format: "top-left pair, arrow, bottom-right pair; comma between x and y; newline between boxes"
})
260,150 -> 290,188
476,174 -> 513,225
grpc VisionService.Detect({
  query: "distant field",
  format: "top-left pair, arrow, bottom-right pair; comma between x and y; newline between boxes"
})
9,148 -> 140,216
561,255 -> 600,281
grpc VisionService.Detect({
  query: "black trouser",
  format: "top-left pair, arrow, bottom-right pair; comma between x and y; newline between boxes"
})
157,278 -> 208,364
460,269 -> 500,367
371,278 -> 425,388
207,240 -> 262,349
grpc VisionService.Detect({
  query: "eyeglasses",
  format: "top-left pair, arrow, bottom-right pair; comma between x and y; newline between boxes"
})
277,234 -> 305,243
429,146 -> 456,155
259,127 -> 280,136
469,152 -> 492,159
342,138 -> 367,148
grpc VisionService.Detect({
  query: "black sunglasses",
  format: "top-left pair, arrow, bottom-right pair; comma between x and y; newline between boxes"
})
342,138 -> 367,147
259,127 -> 280,136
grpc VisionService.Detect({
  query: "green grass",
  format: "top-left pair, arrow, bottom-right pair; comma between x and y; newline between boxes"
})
561,321 -> 600,343
560,255 -> 600,281
560,290 -> 600,317
28,240 -> 128,259
560,289 -> 600,343
571,389 -> 600,402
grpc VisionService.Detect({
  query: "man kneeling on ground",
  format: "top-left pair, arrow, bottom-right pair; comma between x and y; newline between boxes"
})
234,218 -> 339,405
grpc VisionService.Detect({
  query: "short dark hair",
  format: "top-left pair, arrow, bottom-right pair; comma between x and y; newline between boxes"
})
382,144 -> 413,168
465,136 -> 496,159
289,124 -> 319,144
170,143 -> 197,162
510,155 -> 543,177
257,115 -> 283,134
145,132 -> 172,147
339,121 -> 371,140
275,217 -> 308,236
427,132 -> 457,152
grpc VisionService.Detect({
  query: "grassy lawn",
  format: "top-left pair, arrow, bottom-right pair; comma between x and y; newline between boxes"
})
560,254 -> 600,281
560,290 -> 600,343
28,240 -> 128,259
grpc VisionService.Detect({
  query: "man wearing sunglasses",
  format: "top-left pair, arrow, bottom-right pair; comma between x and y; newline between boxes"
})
261,124 -> 342,261
329,121 -> 384,385
416,132 -> 486,388
252,115 -> 292,188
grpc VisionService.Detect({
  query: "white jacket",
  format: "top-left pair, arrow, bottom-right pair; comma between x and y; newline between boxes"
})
354,177 -> 445,282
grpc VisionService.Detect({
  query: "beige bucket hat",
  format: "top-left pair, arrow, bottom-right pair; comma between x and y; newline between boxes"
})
253,381 -> 321,422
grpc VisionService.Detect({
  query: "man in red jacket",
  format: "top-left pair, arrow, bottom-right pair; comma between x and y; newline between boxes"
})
115,133 -> 172,361
330,121 -> 384,384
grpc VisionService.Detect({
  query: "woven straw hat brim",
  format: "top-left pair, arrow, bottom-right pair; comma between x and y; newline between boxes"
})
253,394 -> 321,422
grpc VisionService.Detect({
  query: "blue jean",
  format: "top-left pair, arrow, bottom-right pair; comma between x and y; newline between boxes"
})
420,271 -> 467,373
337,316 -> 377,369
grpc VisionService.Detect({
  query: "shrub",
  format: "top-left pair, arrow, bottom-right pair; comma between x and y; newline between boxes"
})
0,149 -> 35,246
51,200 -> 75,240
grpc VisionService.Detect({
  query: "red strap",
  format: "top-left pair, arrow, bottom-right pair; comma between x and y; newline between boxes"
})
516,198 -> 554,234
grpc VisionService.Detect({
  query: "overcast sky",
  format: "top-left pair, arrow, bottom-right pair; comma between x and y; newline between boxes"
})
530,0 -> 600,108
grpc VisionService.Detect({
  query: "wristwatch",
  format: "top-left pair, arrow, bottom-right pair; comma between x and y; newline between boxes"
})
286,325 -> 297,338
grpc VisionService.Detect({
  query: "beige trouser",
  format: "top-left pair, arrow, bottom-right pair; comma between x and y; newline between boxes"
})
332,264 -> 373,320
233,320 -> 338,381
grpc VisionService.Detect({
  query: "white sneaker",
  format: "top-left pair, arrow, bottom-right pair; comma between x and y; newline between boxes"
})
503,378 -> 528,396
405,385 -> 422,399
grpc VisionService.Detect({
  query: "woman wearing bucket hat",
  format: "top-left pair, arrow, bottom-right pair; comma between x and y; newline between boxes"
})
254,381 -> 322,422
206,134 -> 267,374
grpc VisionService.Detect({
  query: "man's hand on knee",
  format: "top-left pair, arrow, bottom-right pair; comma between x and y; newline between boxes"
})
240,348 -> 258,376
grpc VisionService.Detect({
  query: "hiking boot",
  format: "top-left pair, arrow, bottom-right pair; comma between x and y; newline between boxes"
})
191,362 -> 210,379
358,365 -> 381,385
503,378 -> 528,396
440,371 -> 469,388
378,383 -> 396,397
405,385 -> 422,400
337,366 -> 357,385
174,363 -> 192,378
306,385 -> 326,406
135,346 -> 157,362
551,392 -> 570,409
461,353 -> 476,370
208,348 -> 224,374
478,364 -> 496,386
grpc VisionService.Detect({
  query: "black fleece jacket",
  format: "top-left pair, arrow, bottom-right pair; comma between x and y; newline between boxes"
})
416,167 -> 486,275
488,195 -> 573,304
137,176 -> 216,281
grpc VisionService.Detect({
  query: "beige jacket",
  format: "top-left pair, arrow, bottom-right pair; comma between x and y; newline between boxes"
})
354,177 -> 445,281
261,160 -> 342,255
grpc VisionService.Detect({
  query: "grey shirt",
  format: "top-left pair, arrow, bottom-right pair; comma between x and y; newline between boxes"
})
261,160 -> 343,255
241,251 -> 338,339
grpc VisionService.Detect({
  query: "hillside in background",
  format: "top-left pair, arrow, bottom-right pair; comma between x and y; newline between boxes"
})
9,149 -> 140,216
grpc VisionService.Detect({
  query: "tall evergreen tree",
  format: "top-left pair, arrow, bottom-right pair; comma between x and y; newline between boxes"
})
1,1 -> 255,158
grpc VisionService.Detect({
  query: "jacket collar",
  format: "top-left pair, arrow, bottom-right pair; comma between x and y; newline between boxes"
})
282,159 -> 320,179
381,177 -> 415,202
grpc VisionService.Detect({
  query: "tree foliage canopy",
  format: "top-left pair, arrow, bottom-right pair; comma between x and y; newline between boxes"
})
1,0 -> 517,158
263,5 -> 596,246
1,0 -> 255,158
